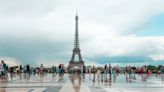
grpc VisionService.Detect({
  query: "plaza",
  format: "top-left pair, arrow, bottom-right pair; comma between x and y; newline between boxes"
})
0,74 -> 163,92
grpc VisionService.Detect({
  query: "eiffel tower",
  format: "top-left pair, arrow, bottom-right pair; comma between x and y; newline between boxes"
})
68,14 -> 84,71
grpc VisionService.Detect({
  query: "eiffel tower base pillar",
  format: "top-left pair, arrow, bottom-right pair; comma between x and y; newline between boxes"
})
67,61 -> 84,73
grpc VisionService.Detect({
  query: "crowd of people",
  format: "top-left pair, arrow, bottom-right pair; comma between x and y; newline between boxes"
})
0,60 -> 65,82
0,60 -> 163,83
87,64 -> 164,82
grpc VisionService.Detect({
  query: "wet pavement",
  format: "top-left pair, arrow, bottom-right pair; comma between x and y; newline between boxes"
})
0,74 -> 163,92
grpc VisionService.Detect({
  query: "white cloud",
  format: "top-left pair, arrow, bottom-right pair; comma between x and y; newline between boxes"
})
149,54 -> 164,61
82,36 -> 164,59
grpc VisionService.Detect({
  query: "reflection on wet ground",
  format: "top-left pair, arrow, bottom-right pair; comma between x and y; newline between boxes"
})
0,74 -> 163,92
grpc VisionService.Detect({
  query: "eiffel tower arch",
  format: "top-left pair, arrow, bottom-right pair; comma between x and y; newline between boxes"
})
68,14 -> 85,72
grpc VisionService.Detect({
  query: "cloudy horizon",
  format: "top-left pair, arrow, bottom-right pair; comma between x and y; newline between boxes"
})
0,0 -> 164,67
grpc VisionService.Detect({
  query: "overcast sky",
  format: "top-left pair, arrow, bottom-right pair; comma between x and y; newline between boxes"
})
0,0 -> 164,67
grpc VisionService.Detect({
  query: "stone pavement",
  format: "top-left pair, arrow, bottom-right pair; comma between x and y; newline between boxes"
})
0,74 -> 163,92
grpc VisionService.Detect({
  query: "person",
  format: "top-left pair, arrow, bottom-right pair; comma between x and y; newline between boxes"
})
101,68 -> 104,82
40,64 -> 44,77
141,66 -> 147,81
0,60 -> 8,81
23,65 -> 27,78
97,67 -> 101,82
26,64 -> 30,79
58,64 -> 61,77
116,66 -> 120,76
88,65 -> 92,80
3,61 -> 8,81
80,65 -> 83,74
104,64 -> 108,82
147,69 -> 152,78
128,65 -> 134,82
160,66 -> 164,83
52,65 -> 56,77
19,65 -> 23,79
10,67 -> 14,80
125,66 -> 128,82
112,66 -> 116,83
109,64 -> 112,78
0,60 -> 4,82
92,66 -> 96,82
128,65 -> 132,79
83,65 -> 86,79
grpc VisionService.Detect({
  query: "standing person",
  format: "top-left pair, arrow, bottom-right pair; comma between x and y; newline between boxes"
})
23,65 -> 27,78
128,65 -> 133,82
116,66 -> 120,76
10,67 -> 14,80
0,60 -> 8,81
3,61 -> 8,81
1,61 -> 5,81
109,64 -> 112,78
125,66 -> 128,82
92,66 -> 96,82
83,65 -> 86,79
58,64 -> 61,77
147,69 -> 152,78
5,63 -> 9,81
80,65 -> 83,74
40,64 -> 44,77
52,65 -> 56,77
88,65 -> 92,80
0,61 -> 4,82
160,66 -> 164,83
61,65 -> 64,75
128,65 -> 132,79
101,68 -> 104,82
19,65 -> 23,79
26,64 -> 30,79
104,64 -> 108,82
97,67 -> 101,82
142,66 -> 147,81
112,66 -> 116,83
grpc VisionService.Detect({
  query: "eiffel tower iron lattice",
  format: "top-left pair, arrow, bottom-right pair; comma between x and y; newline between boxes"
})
68,14 -> 84,71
